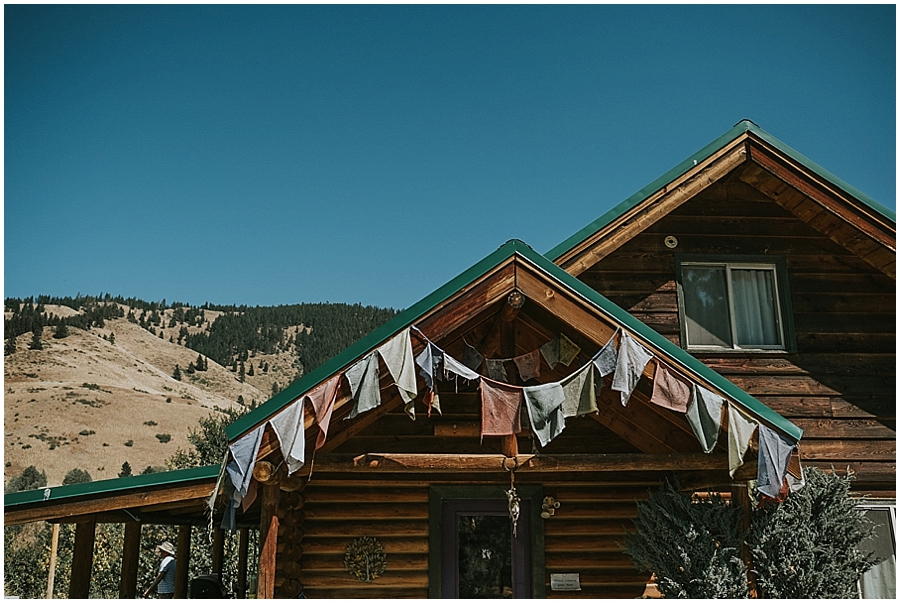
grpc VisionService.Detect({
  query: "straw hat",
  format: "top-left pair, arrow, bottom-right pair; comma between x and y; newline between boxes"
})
157,541 -> 176,556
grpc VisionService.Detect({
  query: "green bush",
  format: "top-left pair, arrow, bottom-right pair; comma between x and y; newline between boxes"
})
624,478 -> 748,598
155,433 -> 172,444
747,467 -> 877,598
62,468 -> 92,485
5,465 -> 47,493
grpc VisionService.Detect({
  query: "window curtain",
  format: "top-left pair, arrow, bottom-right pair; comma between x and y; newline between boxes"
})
731,269 -> 780,346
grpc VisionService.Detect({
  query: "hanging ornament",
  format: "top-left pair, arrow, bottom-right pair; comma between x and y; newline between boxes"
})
503,456 -> 521,538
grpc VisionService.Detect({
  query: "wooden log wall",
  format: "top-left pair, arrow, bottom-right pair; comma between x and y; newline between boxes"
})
284,481 -> 430,598
541,483 -> 651,598
577,168 -> 896,493
274,478 -> 654,599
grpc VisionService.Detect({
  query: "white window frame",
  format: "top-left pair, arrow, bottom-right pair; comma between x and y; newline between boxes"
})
856,501 -> 896,599
677,259 -> 788,352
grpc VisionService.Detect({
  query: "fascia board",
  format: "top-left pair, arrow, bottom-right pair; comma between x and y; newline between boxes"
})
745,122 -> 896,223
4,464 -> 220,509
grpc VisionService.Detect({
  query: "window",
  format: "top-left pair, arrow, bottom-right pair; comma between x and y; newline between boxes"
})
675,256 -> 794,351
858,503 -> 896,599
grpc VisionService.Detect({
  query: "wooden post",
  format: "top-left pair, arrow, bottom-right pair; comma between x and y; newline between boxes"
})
46,523 -> 60,598
257,483 -> 280,599
68,518 -> 96,599
731,483 -> 759,597
500,302 -> 520,458
174,525 -> 191,598
119,521 -> 142,599
237,527 -> 250,599
211,528 -> 225,577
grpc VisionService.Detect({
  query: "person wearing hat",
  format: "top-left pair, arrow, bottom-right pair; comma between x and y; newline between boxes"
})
143,541 -> 176,598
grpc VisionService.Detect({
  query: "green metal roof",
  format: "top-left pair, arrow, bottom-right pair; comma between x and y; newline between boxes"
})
227,239 -> 802,443
4,465 -> 220,509
547,119 -> 895,262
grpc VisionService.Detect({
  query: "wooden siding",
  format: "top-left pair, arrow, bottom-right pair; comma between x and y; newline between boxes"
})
576,168 -> 896,489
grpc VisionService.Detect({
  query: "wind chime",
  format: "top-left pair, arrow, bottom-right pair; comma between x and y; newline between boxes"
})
503,456 -> 520,537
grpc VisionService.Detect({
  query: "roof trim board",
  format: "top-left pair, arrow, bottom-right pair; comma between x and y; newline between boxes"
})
3,465 -> 219,511
547,120 -> 895,265
227,239 -> 802,444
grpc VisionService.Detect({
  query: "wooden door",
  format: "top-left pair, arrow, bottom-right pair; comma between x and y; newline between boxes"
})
440,499 -> 532,598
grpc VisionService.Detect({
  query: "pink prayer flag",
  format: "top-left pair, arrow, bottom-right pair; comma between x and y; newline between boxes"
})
649,360 -> 692,413
305,374 -> 342,450
480,377 -> 523,439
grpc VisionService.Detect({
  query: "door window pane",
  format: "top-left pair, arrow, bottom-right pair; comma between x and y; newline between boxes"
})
731,269 -> 781,347
682,266 -> 733,347
457,514 -> 513,598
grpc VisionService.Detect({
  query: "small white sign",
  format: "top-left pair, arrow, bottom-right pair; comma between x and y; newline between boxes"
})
550,573 -> 581,591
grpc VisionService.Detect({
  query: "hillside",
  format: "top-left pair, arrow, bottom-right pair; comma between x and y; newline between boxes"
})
4,299 -> 397,487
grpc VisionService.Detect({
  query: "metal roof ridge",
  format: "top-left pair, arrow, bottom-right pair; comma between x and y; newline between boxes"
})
4,464 -> 220,508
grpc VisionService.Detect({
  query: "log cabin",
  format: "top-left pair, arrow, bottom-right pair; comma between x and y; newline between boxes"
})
5,120 -> 894,599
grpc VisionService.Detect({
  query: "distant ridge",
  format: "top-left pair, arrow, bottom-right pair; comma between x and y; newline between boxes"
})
3,295 -> 398,486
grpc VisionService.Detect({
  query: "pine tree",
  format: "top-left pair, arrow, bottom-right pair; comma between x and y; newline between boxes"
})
53,322 -> 69,339
109,332 -> 116,345
239,361 -> 245,383
623,478 -> 749,598
119,462 -> 132,478
5,466 -> 47,493
28,325 -> 43,351
62,468 -> 92,485
747,467 -> 877,598
247,364 -> 255,377
173,365 -> 182,381
5,335 -> 17,356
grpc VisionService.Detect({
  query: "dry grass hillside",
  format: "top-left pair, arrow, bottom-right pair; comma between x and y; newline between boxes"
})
4,305 -> 302,487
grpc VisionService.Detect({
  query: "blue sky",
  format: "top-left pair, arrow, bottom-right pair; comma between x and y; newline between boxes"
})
4,4 -> 895,310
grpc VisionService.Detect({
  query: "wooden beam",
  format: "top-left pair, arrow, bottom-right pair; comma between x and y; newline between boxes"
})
297,452 -> 727,473
46,523 -> 60,599
257,483 -> 280,599
174,525 -> 191,598
5,481 -> 216,526
730,483 -> 758,596
500,302 -> 520,458
252,460 -> 284,485
237,527 -> 249,599
211,528 -> 225,577
68,518 -> 96,599
119,521 -> 141,599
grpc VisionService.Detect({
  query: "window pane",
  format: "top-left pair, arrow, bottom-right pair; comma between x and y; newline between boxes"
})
731,269 -> 781,347
859,509 -> 896,599
458,515 -> 513,598
682,266 -> 732,347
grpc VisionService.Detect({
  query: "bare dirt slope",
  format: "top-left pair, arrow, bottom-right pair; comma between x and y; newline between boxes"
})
4,307 -> 300,486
